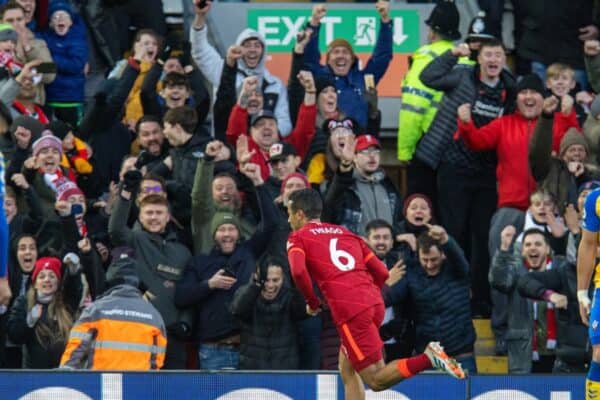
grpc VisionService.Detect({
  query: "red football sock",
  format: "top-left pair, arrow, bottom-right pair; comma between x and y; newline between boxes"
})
396,354 -> 432,378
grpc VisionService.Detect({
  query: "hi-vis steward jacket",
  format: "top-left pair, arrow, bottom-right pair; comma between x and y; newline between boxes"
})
397,40 -> 455,161
60,284 -> 167,370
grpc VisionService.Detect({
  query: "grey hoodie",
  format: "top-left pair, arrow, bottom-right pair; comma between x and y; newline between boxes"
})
190,26 -> 292,136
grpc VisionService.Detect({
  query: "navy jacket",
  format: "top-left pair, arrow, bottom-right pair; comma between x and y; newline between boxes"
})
384,237 -> 476,356
38,21 -> 88,102
174,184 -> 277,341
304,20 -> 392,129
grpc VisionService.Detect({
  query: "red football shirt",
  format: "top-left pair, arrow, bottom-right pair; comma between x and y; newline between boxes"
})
287,221 -> 389,324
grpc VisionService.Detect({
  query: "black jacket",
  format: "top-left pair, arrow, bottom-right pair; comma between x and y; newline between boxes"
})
175,184 -> 278,341
517,261 -> 591,367
140,63 -> 211,128
416,50 -> 516,171
231,281 -> 307,369
384,238 -> 475,356
6,272 -> 82,368
515,0 -> 594,69
152,133 -> 209,225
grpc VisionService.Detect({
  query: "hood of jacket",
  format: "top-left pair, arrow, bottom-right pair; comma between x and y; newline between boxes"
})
235,28 -> 268,77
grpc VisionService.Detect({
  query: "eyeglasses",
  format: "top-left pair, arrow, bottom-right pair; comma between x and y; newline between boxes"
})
142,185 -> 163,193
358,148 -> 380,155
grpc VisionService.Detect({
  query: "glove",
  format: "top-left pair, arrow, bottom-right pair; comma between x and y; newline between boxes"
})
159,43 -> 172,64
122,169 -> 143,192
26,304 -> 43,328
134,150 -> 154,169
63,252 -> 81,275
253,263 -> 266,287
179,41 -> 192,68
365,87 -> 379,120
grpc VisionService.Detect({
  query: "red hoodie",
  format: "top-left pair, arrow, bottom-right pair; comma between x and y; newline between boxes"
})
226,104 -> 317,181
455,111 -> 578,210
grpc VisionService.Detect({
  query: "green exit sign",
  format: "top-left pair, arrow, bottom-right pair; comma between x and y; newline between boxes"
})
248,9 -> 420,54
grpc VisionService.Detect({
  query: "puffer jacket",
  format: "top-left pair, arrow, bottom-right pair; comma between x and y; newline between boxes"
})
38,23 -> 88,102
385,237 -> 475,356
230,281 -> 307,370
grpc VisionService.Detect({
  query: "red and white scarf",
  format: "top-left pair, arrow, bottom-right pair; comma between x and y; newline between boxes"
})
528,257 -> 557,361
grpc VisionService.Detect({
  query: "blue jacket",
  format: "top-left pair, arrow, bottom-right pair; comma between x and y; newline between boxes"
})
38,21 -> 88,102
304,20 -> 392,129
384,237 -> 476,356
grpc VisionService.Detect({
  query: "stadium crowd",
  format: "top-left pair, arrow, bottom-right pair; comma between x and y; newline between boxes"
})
0,0 -> 597,376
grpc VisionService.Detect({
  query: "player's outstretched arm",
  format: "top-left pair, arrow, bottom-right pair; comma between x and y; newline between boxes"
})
288,248 -> 321,310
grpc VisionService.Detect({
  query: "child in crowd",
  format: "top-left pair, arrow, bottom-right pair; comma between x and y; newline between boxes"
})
38,2 -> 88,127
46,120 -> 92,178
545,63 -> 588,128
517,189 -> 568,255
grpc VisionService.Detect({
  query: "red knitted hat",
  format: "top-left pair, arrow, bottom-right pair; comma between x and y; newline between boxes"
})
32,257 -> 62,283
280,172 -> 310,194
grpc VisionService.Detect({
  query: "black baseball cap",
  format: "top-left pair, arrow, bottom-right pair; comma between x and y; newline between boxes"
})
250,109 -> 277,127
268,142 -> 297,162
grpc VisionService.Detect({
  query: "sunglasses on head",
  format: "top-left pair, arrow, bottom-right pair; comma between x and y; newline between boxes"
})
142,185 -> 163,193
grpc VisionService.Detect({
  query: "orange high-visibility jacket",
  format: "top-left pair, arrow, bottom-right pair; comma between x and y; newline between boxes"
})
60,284 -> 167,370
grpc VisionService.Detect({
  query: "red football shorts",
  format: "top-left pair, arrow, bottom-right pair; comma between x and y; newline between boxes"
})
338,303 -> 385,372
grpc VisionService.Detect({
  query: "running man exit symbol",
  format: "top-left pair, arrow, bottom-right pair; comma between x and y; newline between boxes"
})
355,17 -> 376,46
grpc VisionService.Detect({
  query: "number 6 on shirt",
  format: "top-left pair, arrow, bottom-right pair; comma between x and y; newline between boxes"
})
330,239 -> 356,271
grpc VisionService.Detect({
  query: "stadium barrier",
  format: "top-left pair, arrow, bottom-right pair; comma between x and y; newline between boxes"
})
0,371 -> 583,399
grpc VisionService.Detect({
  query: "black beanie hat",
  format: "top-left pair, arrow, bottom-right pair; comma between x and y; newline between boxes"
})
315,76 -> 336,97
46,120 -> 72,140
517,74 -> 545,95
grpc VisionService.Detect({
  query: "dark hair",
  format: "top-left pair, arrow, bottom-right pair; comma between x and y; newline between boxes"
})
131,28 -> 163,53
365,219 -> 393,236
163,72 -> 191,91
213,171 -> 238,187
12,233 -> 36,255
141,173 -> 166,190
416,232 -> 443,253
5,185 -> 15,199
0,1 -> 25,19
479,38 -> 506,52
135,115 -> 162,134
288,188 -> 322,219
163,106 -> 197,135
139,193 -> 169,209
521,228 -> 549,246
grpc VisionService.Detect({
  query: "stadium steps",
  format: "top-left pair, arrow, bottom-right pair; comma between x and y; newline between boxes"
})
473,318 -> 508,374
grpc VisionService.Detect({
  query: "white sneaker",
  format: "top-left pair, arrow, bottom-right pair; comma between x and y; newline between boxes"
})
424,341 -> 466,379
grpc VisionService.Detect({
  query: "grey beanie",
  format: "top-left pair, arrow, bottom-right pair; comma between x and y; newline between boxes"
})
106,248 -> 140,287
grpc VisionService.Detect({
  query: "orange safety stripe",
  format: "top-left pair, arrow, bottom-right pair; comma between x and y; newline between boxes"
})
364,252 -> 375,263
396,359 -> 413,378
61,319 -> 167,370
288,247 -> 305,256
341,323 -> 365,361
